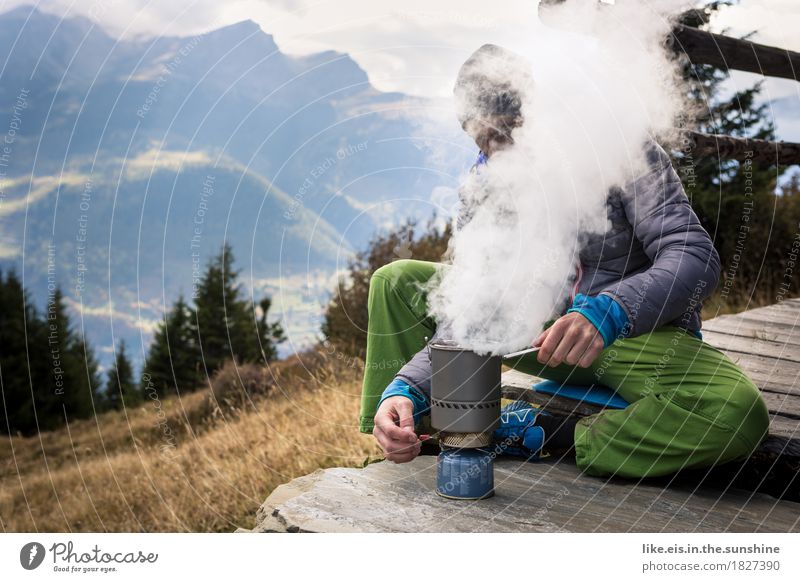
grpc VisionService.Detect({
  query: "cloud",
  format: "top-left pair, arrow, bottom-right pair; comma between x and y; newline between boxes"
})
6,1 -> 797,134
711,0 -> 800,52
11,0 -> 537,97
62,294 -> 160,334
0,173 -> 91,218
122,147 -> 216,181
13,0 -> 798,97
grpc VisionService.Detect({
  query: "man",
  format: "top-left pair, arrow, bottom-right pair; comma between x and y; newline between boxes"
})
359,44 -> 769,478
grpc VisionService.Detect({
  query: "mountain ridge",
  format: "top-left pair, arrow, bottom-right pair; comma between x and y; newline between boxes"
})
0,5 -> 468,369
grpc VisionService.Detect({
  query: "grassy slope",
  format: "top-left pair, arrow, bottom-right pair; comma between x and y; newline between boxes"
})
0,356 -> 381,532
0,296 -> 767,533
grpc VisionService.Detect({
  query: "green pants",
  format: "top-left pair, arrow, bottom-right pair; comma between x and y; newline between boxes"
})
359,259 -> 770,478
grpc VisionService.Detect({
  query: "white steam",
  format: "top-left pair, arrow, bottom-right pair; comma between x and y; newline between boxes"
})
427,0 -> 689,355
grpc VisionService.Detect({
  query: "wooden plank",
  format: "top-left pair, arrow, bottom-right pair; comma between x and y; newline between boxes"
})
249,456 -> 800,533
702,329 -> 800,364
734,301 -> 800,321
750,297 -> 800,311
769,414 -> 800,439
705,311 -> 800,330
702,319 -> 800,348
671,25 -> 800,82
722,353 -> 800,393
685,131 -> 800,166
705,302 -> 800,327
763,394 -> 800,421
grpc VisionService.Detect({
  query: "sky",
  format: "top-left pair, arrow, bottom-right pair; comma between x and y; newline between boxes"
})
2,0 -> 798,139
712,0 -> 800,141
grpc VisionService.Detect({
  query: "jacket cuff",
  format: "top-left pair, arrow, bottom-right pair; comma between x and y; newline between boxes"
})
567,293 -> 630,347
377,378 -> 430,425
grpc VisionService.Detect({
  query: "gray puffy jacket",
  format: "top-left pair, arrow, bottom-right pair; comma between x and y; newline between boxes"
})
395,141 -> 721,399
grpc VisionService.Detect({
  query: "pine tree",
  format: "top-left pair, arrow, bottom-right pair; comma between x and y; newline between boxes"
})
192,242 -> 285,375
0,270 -> 42,434
72,329 -> 104,414
142,244 -> 285,395
106,340 -> 140,410
143,295 -> 199,397
193,243 -> 260,373
45,288 -> 102,420
0,275 -> 103,434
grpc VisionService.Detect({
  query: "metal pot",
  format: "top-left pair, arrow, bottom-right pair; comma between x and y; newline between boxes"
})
429,340 -> 501,436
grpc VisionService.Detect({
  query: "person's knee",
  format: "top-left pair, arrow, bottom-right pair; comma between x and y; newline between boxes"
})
373,259 -> 412,285
371,259 -> 430,295
728,381 -> 770,452
671,377 -> 768,460
697,379 -> 769,459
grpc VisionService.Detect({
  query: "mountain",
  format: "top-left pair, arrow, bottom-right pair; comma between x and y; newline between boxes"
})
0,5 -> 471,369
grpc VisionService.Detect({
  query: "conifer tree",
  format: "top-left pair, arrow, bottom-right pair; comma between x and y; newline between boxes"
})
143,295 -> 199,397
0,270 -> 42,433
192,243 -> 284,373
0,276 -> 102,433
45,288 -> 101,420
106,340 -> 140,409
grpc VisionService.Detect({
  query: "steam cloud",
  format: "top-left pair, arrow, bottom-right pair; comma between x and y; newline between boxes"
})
427,0 -> 690,355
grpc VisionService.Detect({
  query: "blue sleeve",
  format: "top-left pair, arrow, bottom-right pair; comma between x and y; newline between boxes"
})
567,293 -> 630,347
377,378 -> 430,425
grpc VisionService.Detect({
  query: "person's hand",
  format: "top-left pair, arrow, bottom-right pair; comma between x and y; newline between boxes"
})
533,312 -> 604,369
373,396 -> 422,463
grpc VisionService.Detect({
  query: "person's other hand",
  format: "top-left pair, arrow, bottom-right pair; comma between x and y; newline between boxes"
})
533,312 -> 604,369
373,396 -> 421,463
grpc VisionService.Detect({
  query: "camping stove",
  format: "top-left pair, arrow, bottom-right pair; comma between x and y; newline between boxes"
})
429,340 -> 501,499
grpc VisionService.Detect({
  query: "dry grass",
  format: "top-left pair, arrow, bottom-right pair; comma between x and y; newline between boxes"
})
4,289 -> 764,533
0,351 -> 381,532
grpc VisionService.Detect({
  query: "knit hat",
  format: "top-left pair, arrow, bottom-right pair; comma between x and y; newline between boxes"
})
453,44 -> 534,128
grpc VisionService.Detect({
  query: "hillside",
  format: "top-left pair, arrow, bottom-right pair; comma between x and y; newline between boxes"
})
0,351 -> 380,532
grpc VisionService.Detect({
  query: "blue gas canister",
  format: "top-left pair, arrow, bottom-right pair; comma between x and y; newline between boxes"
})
436,446 -> 495,500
